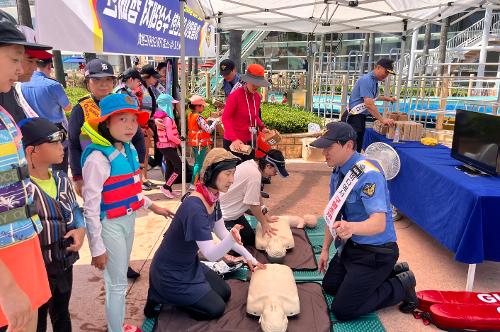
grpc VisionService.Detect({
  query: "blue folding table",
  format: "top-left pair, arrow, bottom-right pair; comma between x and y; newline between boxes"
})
363,128 -> 500,290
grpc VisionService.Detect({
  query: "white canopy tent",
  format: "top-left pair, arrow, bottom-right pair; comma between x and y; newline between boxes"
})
188,0 -> 484,33
181,0 -> 489,110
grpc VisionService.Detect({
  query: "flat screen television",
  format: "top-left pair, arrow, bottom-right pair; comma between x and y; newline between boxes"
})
451,110 -> 500,176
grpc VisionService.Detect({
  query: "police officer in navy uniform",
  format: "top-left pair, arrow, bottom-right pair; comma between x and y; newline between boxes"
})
312,122 -> 418,321
342,58 -> 397,152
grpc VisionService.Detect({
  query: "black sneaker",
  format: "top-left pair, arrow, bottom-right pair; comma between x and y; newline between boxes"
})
397,270 -> 418,313
127,266 -> 140,279
144,298 -> 162,318
261,191 -> 270,199
392,261 -> 410,276
142,180 -> 157,191
145,180 -> 157,188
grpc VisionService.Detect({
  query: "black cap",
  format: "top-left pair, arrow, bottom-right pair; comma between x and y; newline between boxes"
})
310,122 -> 357,149
84,59 -> 115,78
263,149 -> 289,178
0,14 -> 51,50
220,59 -> 235,76
0,9 -> 17,24
157,61 -> 169,71
119,68 -> 142,81
140,64 -> 161,79
376,58 -> 395,75
18,118 -> 61,147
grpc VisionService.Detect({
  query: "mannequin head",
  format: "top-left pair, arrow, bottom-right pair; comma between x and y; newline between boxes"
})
265,237 -> 286,263
303,215 -> 318,228
260,296 -> 288,332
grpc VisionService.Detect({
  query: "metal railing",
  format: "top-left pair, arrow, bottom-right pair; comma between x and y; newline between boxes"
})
446,12 -> 500,50
308,61 -> 500,130
195,30 -> 269,97
396,12 -> 500,75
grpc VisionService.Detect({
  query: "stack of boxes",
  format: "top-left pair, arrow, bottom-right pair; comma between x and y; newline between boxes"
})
372,113 -> 424,142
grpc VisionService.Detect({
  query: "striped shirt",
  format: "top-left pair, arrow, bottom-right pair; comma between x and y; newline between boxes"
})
30,171 -> 85,264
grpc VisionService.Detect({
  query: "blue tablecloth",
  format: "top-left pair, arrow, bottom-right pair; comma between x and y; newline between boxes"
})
363,128 -> 500,264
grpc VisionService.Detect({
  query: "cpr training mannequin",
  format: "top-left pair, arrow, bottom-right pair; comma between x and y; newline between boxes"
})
283,214 -> 318,229
247,264 -> 300,332
255,217 -> 294,262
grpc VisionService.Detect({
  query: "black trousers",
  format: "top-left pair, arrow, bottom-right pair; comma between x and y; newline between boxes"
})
148,119 -> 164,168
181,269 -> 231,320
36,266 -> 73,332
223,139 -> 255,161
145,268 -> 231,321
159,147 -> 182,190
225,214 -> 255,246
322,240 -> 404,321
341,112 -> 366,152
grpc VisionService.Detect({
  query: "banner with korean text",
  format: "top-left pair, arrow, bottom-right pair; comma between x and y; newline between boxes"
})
35,0 -> 216,57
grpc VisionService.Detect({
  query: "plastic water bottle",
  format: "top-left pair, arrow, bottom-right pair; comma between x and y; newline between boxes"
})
393,127 -> 400,143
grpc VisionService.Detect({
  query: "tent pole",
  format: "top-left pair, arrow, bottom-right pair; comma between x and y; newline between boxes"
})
215,15 -> 221,98
180,0 -> 187,195
408,28 -> 419,83
396,21 -> 407,113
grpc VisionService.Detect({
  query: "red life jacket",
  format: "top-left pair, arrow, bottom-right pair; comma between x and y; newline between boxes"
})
188,113 -> 212,147
81,142 -> 144,220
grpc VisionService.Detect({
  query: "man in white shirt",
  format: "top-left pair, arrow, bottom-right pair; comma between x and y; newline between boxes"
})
220,149 -> 288,245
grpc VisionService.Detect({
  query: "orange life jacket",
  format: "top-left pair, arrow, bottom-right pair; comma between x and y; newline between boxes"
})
187,113 -> 212,147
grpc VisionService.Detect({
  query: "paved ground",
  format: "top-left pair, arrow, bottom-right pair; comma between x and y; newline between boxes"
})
62,161 -> 500,332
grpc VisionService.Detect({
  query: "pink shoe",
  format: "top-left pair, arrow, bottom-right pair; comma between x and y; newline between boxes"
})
123,324 -> 142,332
160,187 -> 175,199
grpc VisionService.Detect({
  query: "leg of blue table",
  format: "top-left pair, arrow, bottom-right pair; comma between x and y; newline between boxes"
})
466,264 -> 476,291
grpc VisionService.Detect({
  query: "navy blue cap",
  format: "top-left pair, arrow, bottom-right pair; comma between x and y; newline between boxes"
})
262,149 -> 288,178
85,59 -> 115,78
19,118 -> 61,147
376,58 -> 395,75
310,122 -> 357,148
220,59 -> 235,76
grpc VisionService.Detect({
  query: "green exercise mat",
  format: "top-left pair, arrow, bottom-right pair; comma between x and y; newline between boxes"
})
324,292 -> 386,332
245,215 -> 258,228
141,317 -> 156,332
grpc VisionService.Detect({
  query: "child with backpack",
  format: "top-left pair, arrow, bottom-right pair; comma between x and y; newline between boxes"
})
154,93 -> 182,198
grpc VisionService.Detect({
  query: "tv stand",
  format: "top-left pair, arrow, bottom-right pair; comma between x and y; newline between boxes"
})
455,164 -> 489,177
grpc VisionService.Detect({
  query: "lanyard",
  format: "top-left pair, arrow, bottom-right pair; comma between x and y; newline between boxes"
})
244,87 -> 257,129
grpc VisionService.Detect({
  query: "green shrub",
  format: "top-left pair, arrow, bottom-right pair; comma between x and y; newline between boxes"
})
64,89 -> 323,134
65,87 -> 88,106
201,101 -> 323,134
261,103 -> 323,133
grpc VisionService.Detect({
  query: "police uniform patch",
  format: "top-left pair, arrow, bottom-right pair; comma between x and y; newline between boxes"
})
362,183 -> 376,197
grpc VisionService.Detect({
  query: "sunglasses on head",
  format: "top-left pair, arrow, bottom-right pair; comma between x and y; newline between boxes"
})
43,131 -> 66,144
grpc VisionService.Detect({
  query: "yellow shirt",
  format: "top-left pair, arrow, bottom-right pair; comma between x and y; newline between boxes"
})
30,172 -> 57,199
